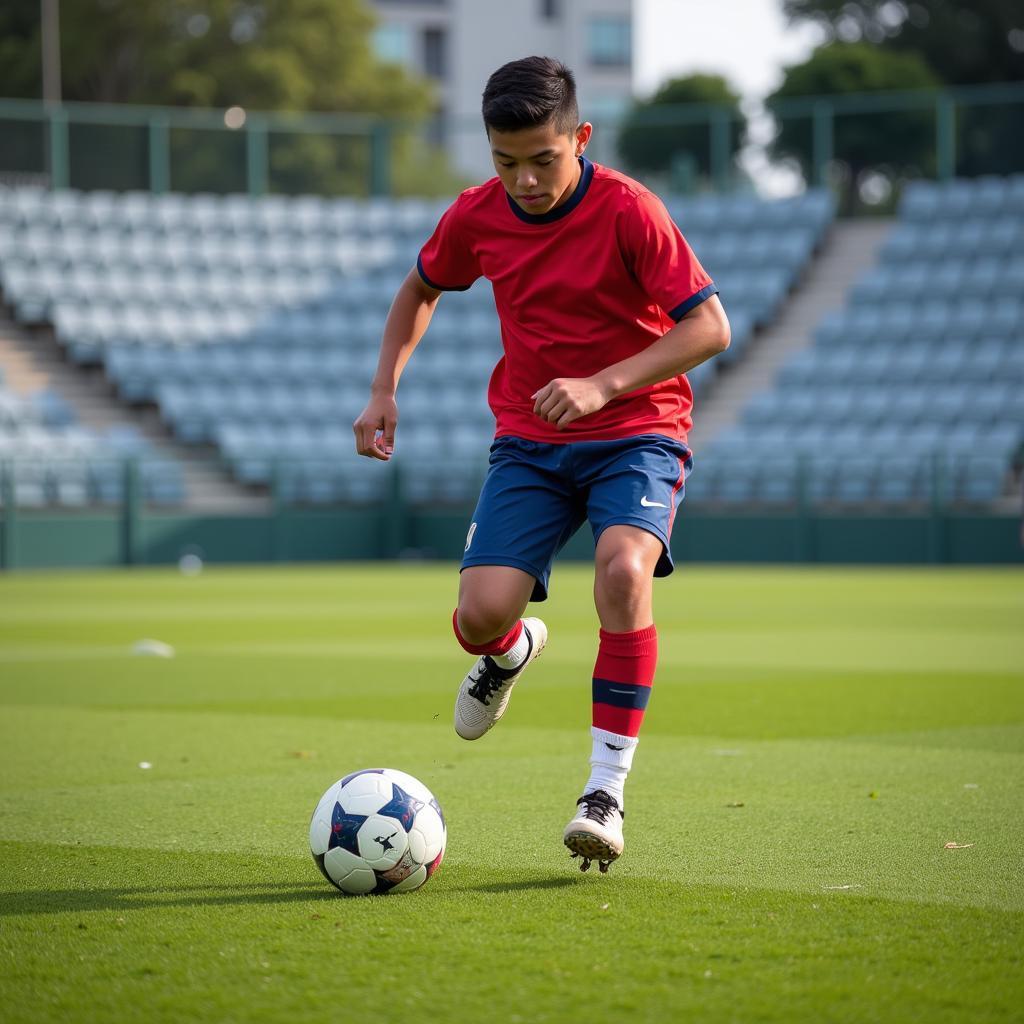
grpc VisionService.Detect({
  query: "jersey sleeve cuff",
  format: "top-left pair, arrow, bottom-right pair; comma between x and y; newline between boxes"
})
668,283 -> 718,321
416,253 -> 474,292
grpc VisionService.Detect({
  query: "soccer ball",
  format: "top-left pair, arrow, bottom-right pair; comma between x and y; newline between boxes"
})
309,768 -> 447,895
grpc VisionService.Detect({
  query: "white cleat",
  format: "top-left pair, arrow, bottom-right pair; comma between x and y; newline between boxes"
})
563,790 -> 625,874
454,617 -> 547,740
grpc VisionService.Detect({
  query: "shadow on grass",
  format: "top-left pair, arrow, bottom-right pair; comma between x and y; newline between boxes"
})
0,881 -> 343,916
2,873 -> 592,915
449,875 -> 586,894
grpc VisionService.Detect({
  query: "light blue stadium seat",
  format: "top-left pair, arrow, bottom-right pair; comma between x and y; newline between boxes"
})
87,459 -> 124,505
834,457 -> 876,503
32,390 -> 76,428
962,458 -> 1008,501
777,350 -> 820,388
876,456 -> 926,503
800,457 -> 837,503
50,459 -> 91,507
141,459 -> 186,505
810,388 -> 851,426
743,391 -> 784,427
10,462 -> 50,507
716,459 -> 759,503
786,423 -> 830,455
757,457 -> 799,503
898,181 -> 941,222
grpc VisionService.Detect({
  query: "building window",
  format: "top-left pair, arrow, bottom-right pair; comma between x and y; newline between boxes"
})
588,16 -> 631,67
587,95 -> 628,124
423,27 -> 446,79
372,24 -> 412,65
540,0 -> 560,19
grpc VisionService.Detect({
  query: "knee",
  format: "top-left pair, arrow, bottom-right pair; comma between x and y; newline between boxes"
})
597,548 -> 649,610
455,600 -> 518,647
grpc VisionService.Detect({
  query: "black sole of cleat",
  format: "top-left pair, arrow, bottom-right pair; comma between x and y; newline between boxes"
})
564,832 -> 620,874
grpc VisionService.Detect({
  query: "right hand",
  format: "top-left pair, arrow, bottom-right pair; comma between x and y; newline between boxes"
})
353,392 -> 398,461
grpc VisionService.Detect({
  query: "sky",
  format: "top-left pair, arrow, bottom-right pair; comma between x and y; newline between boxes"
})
632,0 -> 827,193
634,0 -> 825,102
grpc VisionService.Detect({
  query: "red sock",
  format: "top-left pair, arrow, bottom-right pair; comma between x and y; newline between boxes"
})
591,625 -> 658,737
452,610 -> 524,656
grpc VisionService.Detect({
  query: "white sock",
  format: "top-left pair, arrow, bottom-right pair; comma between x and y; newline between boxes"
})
491,621 -> 531,671
583,727 -> 638,810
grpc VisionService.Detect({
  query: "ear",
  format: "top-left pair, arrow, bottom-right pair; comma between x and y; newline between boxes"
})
575,122 -> 593,157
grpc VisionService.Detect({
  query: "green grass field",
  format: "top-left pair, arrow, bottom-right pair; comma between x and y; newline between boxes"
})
1,564 -> 1022,1024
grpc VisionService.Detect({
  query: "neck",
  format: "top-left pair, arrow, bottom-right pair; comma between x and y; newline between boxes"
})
551,156 -> 583,210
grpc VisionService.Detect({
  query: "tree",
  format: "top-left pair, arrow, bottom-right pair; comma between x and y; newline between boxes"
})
0,0 -> 445,194
1,0 -> 429,113
781,1 -> 1024,176
767,42 -> 940,211
782,1 -> 1024,86
617,74 -> 745,189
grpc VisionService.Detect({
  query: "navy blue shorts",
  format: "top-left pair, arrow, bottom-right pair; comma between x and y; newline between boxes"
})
461,434 -> 693,602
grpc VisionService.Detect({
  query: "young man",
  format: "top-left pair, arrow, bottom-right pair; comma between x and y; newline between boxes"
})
354,56 -> 729,873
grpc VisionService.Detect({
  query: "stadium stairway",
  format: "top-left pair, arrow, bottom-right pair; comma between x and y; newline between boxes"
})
687,218 -> 892,454
0,306 -> 267,511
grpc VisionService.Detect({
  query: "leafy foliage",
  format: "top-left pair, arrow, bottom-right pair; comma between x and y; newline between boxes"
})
782,0 -> 1024,86
782,2 -> 1024,178
0,0 -> 449,195
617,74 -> 744,185
768,43 -> 939,208
1,0 -> 429,115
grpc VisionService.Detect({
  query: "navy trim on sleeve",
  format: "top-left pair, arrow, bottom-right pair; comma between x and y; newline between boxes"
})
668,283 -> 719,321
416,252 -> 473,292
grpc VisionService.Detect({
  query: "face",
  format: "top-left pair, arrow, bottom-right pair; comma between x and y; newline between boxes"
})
489,120 -> 593,216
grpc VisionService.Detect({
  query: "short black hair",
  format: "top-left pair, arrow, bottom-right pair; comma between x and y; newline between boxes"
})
482,56 -> 579,137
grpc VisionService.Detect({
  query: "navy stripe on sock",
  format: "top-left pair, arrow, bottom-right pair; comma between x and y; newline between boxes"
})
592,677 -> 652,710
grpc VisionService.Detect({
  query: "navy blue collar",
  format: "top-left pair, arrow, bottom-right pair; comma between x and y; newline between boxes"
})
505,156 -> 594,225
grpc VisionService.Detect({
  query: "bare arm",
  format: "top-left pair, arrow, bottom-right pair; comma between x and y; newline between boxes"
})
533,294 -> 730,430
353,267 -> 442,460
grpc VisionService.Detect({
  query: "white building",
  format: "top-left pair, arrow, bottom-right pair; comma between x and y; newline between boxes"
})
369,0 -> 634,181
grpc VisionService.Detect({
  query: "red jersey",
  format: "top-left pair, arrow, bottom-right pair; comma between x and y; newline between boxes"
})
417,157 -> 717,444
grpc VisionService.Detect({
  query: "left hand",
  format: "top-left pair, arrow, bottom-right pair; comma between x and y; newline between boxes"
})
532,377 -> 611,430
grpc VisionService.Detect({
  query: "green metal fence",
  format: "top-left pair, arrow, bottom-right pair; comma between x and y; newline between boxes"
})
1,81 -> 1022,197
0,98 -> 395,196
2,455 -> 1021,569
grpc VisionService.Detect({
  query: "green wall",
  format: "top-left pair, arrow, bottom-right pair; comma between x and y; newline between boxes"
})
1,507 -> 1021,570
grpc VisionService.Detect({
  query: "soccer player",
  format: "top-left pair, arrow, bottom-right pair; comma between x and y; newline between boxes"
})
354,56 -> 729,873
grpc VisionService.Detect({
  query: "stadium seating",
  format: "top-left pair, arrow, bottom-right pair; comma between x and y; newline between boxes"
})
0,184 -> 832,506
0,384 -> 185,507
693,175 -> 1024,506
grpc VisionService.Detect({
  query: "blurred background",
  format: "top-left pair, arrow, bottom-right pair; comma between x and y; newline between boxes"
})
0,0 -> 1021,569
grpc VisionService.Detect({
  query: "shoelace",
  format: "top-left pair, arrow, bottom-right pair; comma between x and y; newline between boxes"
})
466,629 -> 533,705
466,658 -> 505,704
577,789 -> 622,824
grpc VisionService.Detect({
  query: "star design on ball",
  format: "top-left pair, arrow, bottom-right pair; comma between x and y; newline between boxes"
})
377,783 -> 424,833
328,801 -> 368,855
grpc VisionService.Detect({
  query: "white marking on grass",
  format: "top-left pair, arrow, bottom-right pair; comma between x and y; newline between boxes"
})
138,762 -> 152,770
823,884 -> 861,890
132,639 -> 175,658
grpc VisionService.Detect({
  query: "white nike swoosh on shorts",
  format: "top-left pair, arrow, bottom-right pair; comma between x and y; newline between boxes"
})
640,496 -> 668,508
